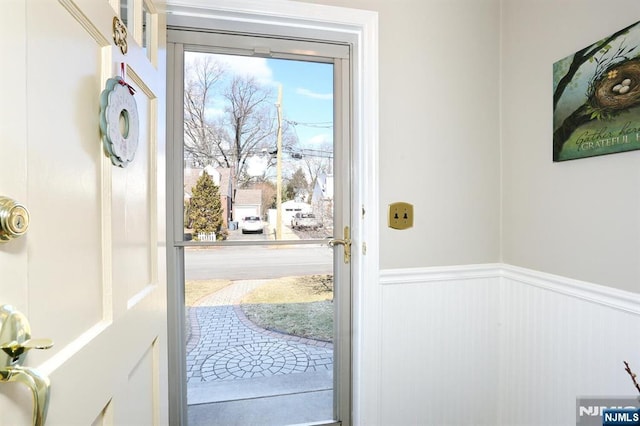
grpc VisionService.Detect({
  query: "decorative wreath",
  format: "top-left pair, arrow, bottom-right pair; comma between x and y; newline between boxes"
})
99,77 -> 139,167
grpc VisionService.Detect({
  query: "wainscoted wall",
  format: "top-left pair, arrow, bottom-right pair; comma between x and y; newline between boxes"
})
379,265 -> 501,425
379,265 -> 640,426
498,266 -> 640,426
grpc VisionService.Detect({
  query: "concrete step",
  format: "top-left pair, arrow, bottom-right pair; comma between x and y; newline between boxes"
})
188,369 -> 333,404
188,390 -> 334,426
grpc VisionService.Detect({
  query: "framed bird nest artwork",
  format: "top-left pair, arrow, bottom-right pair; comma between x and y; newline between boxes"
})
553,20 -> 640,161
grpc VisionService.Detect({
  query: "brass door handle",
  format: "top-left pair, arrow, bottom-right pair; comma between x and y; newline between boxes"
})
0,305 -> 53,426
328,226 -> 351,264
1,338 -> 54,361
0,366 -> 51,426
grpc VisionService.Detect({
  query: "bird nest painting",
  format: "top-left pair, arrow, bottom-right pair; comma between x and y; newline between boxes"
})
553,20 -> 640,161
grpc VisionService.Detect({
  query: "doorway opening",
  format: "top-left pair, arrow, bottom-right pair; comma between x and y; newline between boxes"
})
169,31 -> 352,425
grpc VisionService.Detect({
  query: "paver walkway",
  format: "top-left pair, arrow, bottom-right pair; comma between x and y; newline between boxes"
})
186,280 -> 333,385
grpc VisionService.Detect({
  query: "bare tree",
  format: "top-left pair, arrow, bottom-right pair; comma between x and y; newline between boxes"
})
184,54 -> 303,196
222,75 -> 278,189
184,56 -> 226,167
303,144 -> 332,204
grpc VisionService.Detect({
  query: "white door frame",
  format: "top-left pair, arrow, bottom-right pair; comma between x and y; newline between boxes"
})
164,1 -> 380,424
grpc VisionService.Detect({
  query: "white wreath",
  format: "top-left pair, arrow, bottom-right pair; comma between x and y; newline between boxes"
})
100,77 -> 139,167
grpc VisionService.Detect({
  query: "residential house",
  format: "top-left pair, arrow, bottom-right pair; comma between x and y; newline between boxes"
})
233,189 -> 263,221
283,199 -> 312,226
311,173 -> 333,229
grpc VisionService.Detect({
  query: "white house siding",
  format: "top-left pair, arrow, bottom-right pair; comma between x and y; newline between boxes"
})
233,189 -> 262,221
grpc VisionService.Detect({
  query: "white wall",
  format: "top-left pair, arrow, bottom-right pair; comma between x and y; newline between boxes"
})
296,0 -> 502,269
296,0 -> 640,290
501,0 -> 640,293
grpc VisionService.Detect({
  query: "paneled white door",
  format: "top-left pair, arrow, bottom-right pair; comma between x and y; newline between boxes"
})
0,0 -> 167,424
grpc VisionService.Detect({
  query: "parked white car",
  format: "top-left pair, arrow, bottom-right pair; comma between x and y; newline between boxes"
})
291,212 -> 320,230
241,216 -> 264,234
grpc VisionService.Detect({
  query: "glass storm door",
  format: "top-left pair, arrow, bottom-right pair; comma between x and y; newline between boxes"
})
168,28 -> 351,426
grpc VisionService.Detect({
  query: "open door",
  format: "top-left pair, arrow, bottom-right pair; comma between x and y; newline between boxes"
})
0,0 -> 168,423
167,26 -> 352,425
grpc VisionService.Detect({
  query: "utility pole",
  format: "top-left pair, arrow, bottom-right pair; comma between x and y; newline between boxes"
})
275,85 -> 283,240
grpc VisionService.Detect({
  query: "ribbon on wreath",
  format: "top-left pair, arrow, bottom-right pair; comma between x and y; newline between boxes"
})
118,62 -> 136,95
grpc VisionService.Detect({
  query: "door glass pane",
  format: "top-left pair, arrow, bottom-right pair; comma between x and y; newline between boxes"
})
182,52 -> 334,243
142,1 -> 151,57
119,0 -> 129,27
182,51 -> 338,425
184,244 -> 334,424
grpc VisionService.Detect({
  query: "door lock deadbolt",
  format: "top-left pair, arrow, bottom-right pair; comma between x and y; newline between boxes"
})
0,196 -> 30,242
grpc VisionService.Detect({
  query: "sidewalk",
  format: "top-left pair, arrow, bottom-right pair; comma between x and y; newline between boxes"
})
186,279 -> 334,424
265,224 -> 300,241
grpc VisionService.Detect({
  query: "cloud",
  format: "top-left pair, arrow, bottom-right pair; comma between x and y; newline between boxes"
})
186,52 -> 274,85
204,106 -> 224,119
306,133 -> 332,145
296,88 -> 333,100
216,55 -> 273,84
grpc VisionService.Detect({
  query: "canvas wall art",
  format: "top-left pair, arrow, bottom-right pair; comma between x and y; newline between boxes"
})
553,20 -> 640,161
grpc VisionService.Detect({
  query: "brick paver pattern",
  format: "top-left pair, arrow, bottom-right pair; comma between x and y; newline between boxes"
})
186,279 -> 333,383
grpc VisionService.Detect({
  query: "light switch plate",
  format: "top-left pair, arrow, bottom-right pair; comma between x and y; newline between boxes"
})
388,202 -> 413,230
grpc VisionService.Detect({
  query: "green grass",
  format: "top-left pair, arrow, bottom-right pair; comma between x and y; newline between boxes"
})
241,301 -> 333,342
184,274 -> 334,342
241,275 -> 333,303
241,274 -> 333,342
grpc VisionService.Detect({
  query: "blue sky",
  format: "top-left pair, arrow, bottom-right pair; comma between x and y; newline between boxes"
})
268,58 -> 334,148
186,52 -> 334,150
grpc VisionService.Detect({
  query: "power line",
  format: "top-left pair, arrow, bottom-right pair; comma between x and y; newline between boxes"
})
285,119 -> 333,129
